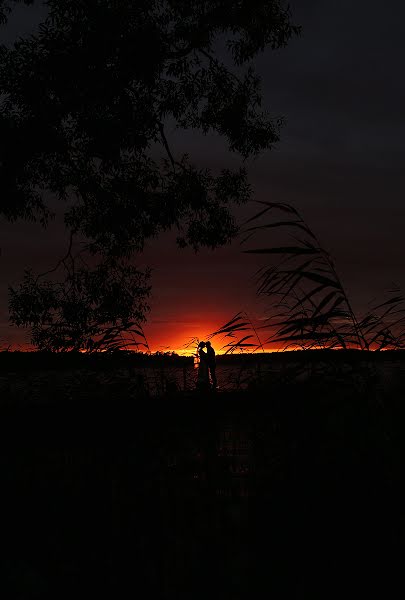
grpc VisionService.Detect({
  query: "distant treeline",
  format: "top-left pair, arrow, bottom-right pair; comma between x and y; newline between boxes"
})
1,349 -> 405,372
0,350 -> 192,371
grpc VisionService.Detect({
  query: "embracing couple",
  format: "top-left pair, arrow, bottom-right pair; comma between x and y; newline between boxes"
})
196,341 -> 217,391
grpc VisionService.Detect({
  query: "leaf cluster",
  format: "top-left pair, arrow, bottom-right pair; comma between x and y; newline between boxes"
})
8,258 -> 151,352
0,0 -> 299,254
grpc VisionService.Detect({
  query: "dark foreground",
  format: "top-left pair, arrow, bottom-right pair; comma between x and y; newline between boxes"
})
1,377 -> 404,598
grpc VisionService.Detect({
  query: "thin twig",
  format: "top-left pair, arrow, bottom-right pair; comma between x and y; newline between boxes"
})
35,229 -> 76,283
158,122 -> 176,172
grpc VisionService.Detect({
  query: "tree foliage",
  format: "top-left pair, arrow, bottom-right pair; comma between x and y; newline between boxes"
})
9,258 -> 150,352
0,0 -> 299,252
0,0 -> 299,350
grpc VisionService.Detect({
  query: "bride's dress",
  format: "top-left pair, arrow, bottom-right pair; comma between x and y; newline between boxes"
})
196,349 -> 209,389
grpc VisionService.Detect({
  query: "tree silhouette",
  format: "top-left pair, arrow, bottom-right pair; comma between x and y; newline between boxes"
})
9,257 -> 150,352
0,1 -> 300,350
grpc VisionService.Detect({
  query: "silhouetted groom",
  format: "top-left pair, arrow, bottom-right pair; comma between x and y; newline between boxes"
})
205,341 -> 217,389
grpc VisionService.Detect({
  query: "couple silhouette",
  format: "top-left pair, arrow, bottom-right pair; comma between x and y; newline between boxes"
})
196,341 -> 217,391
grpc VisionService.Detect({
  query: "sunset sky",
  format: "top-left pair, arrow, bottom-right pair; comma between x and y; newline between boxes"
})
1,0 -> 405,354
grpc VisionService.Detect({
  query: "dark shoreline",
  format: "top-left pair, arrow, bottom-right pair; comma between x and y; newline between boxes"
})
2,347 -> 405,369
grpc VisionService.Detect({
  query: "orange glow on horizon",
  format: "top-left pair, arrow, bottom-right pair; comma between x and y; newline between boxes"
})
141,318 -> 274,355
3,320 -> 395,355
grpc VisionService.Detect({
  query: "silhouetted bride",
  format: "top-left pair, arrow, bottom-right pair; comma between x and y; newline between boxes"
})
196,341 -> 209,390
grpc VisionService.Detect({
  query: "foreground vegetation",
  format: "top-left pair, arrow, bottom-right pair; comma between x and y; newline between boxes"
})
1,362 -> 405,597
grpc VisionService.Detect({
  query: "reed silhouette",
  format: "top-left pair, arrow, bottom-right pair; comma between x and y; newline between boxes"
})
210,202 -> 405,355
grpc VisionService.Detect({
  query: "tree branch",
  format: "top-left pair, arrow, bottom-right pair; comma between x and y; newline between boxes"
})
158,122 -> 176,172
35,229 -> 76,283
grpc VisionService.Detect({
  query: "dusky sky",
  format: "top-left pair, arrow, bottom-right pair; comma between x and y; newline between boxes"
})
1,0 -> 404,353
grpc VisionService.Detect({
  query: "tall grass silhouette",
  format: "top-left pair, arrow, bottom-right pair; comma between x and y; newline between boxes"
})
210,202 -> 405,352
207,311 -> 264,354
